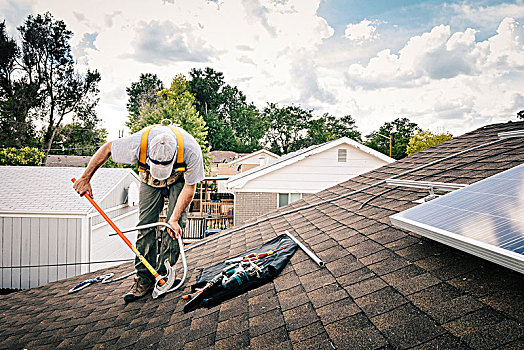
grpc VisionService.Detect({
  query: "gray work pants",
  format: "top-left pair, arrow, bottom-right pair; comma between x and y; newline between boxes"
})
136,179 -> 188,285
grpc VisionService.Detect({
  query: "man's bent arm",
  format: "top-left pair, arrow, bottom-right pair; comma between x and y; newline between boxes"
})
167,183 -> 196,238
73,141 -> 113,197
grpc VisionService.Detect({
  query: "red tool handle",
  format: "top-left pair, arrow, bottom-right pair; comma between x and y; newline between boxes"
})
72,178 -> 164,285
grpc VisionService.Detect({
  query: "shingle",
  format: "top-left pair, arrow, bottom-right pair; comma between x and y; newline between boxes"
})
250,326 -> 291,350
248,308 -> 286,337
354,287 -> 408,317
315,297 -> 361,325
344,276 -> 387,299
282,302 -> 318,331
288,320 -> 327,343
382,314 -> 446,348
277,284 -> 309,311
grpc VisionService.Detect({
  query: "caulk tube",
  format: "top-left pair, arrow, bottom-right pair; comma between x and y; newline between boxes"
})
284,230 -> 324,267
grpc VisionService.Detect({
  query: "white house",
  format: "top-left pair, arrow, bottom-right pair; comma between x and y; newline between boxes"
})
0,166 -> 140,289
227,137 -> 394,224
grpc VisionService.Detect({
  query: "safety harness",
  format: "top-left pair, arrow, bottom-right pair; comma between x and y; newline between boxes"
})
138,125 -> 186,173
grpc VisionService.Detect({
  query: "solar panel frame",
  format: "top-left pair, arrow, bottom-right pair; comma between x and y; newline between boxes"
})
390,164 -> 524,274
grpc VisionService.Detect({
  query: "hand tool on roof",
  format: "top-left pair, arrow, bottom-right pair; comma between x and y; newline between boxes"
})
72,178 -> 186,299
68,271 -> 136,294
223,245 -> 290,264
182,244 -> 287,308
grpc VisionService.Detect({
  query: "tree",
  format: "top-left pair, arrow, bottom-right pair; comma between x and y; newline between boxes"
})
17,12 -> 101,164
365,117 -> 420,160
307,114 -> 362,146
49,121 -> 107,156
125,73 -> 164,130
0,21 -> 39,148
188,67 -> 267,152
262,103 -> 312,155
189,67 -> 224,117
518,110 -> 523,120
406,130 -> 453,156
130,74 -> 209,155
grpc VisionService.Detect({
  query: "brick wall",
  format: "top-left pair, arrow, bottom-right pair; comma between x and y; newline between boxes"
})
235,192 -> 277,225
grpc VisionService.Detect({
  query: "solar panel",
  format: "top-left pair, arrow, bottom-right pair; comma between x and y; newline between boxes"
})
390,164 -> 524,274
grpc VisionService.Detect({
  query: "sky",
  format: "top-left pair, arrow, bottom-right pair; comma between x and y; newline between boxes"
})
1,0 -> 524,141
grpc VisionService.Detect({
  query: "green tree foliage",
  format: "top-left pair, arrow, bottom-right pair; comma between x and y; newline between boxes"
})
365,117 -> 420,160
0,21 -> 39,148
307,114 -> 362,146
49,121 -> 107,156
518,110 -> 523,120
0,13 -> 101,163
406,129 -> 453,156
125,73 -> 164,130
262,103 -> 313,155
262,105 -> 363,155
0,147 -> 44,165
130,74 -> 209,156
188,67 -> 266,152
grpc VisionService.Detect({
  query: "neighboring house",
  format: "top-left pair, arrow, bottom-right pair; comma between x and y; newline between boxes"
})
1,121 -> 524,350
228,149 -> 279,173
228,137 -> 394,224
208,149 -> 278,177
45,155 -> 92,167
0,166 -> 140,289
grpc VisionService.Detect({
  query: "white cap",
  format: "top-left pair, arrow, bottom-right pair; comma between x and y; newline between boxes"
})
148,133 -> 177,180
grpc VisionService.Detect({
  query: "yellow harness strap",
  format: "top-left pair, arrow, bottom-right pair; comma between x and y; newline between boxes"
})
138,125 -> 186,173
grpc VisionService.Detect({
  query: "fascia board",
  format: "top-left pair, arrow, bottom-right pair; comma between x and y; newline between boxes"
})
0,211 -> 86,218
340,137 -> 395,163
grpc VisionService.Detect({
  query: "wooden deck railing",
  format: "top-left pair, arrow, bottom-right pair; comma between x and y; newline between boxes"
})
183,216 -> 234,240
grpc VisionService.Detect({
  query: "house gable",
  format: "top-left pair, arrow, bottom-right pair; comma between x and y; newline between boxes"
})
229,138 -> 393,192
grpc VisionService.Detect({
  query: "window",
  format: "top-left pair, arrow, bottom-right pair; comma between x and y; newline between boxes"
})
338,149 -> 347,162
278,193 -> 302,207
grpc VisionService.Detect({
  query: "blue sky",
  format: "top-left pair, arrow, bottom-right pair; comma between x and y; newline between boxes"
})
1,0 -> 523,140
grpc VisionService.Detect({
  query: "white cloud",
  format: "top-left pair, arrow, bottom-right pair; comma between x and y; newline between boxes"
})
3,0 -> 523,142
447,1 -> 524,32
347,18 -> 524,85
344,19 -> 379,45
341,17 -> 524,135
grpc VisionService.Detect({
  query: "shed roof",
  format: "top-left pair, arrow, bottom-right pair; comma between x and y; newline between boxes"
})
1,121 -> 523,349
45,155 -> 92,167
0,166 -> 138,215
227,137 -> 394,189
208,151 -> 247,163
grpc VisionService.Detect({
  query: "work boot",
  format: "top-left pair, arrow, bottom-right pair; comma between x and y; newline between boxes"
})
123,277 -> 153,303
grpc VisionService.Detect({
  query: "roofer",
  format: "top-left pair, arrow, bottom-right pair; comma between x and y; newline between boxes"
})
73,124 -> 204,302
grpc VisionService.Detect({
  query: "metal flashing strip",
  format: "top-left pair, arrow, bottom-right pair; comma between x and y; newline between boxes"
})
390,163 -> 524,274
385,179 -> 468,192
498,129 -> 524,139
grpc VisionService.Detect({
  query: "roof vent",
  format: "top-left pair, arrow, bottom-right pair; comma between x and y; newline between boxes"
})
498,130 -> 524,139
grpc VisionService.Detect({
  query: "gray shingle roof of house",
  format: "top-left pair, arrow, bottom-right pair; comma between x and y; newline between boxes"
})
45,155 -> 93,167
1,121 -> 523,349
0,166 -> 137,214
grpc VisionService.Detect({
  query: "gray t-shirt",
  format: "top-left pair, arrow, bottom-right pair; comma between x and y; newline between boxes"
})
111,125 -> 205,185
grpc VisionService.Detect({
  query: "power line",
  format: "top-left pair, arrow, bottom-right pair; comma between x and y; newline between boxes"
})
1,258 -> 134,269
1,119 -> 105,131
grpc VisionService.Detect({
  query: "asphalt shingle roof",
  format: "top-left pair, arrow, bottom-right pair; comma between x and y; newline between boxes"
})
1,121 -> 523,349
0,167 -> 136,214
